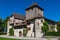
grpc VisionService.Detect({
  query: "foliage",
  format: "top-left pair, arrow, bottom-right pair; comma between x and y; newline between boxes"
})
48,25 -> 55,32
0,17 -> 9,35
50,26 -> 54,30
9,27 -> 14,36
57,26 -> 60,32
2,17 -> 9,27
0,18 -> 2,27
2,17 -> 9,32
23,28 -> 27,37
41,22 -> 49,33
0,32 -> 6,35
0,18 -> 4,32
45,32 -> 60,36
57,21 -> 60,32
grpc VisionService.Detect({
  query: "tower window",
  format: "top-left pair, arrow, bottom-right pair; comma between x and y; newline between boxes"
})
41,19 -> 43,22
37,23 -> 39,26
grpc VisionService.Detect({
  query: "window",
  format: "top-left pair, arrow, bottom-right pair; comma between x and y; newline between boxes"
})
37,23 -> 39,26
41,19 -> 43,22
19,31 -> 22,37
37,22 -> 40,29
27,22 -> 30,25
27,27 -> 31,31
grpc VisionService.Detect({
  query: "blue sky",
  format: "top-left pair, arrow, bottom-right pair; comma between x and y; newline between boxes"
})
0,0 -> 60,21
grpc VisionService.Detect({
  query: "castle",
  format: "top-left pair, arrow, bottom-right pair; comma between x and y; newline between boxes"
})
7,3 -> 57,38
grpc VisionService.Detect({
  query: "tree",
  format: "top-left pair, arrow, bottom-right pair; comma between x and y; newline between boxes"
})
41,22 -> 49,33
2,17 -> 10,32
57,21 -> 60,32
0,18 -> 3,32
57,21 -> 60,26
0,18 -> 2,27
0,17 -> 10,35
9,27 -> 14,36
3,17 -> 9,27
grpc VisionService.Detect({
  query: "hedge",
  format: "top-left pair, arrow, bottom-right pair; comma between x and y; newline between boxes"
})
45,32 -> 60,36
0,32 -> 6,35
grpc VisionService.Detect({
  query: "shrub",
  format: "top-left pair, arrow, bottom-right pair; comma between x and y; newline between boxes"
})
45,32 -> 60,36
23,28 -> 27,37
9,27 -> 14,36
0,32 -> 6,35
41,22 -> 49,33
57,26 -> 60,32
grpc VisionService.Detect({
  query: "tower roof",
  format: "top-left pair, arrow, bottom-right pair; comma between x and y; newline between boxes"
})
25,3 -> 44,10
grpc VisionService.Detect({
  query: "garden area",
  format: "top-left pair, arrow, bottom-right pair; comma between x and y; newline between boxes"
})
41,22 -> 60,36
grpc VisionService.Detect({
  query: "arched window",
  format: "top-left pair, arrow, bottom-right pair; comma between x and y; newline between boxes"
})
19,31 -> 22,37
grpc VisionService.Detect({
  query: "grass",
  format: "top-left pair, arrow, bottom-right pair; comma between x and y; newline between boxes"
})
0,37 -> 20,40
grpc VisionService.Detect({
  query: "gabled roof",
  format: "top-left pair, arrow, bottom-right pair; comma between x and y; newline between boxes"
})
25,3 -> 44,10
11,13 -> 25,20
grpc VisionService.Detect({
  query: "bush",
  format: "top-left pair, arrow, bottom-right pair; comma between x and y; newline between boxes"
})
0,32 -> 6,35
23,28 -> 27,37
9,27 -> 14,36
57,26 -> 60,32
41,22 -> 49,33
45,32 -> 60,36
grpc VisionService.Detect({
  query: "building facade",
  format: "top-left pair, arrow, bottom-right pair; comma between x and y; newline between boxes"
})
7,3 -> 57,38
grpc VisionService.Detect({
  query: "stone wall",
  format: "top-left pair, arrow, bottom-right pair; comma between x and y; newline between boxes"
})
14,29 -> 23,37
26,21 -> 34,37
7,21 -> 12,36
26,7 -> 43,20
35,18 -> 44,37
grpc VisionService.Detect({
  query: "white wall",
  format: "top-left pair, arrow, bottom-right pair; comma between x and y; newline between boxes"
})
26,18 -> 44,38
9,16 -> 14,24
14,29 -> 23,37
35,18 -> 44,37
7,21 -> 12,36
54,24 -> 57,32
7,16 -> 14,36
7,16 -> 24,37
26,22 -> 34,37
14,19 -> 22,23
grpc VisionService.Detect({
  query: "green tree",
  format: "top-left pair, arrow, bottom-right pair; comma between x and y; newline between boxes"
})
0,18 -> 2,27
57,26 -> 60,32
0,18 -> 3,32
57,21 -> 60,32
2,17 -> 10,32
41,22 -> 49,33
9,26 -> 14,36
3,17 -> 9,27
50,25 -> 55,32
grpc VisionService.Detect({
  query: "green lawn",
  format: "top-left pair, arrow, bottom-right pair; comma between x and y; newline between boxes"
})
0,37 -> 20,40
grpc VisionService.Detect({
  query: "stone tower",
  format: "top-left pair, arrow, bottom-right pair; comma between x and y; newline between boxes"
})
26,3 -> 44,37
26,3 -> 44,20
